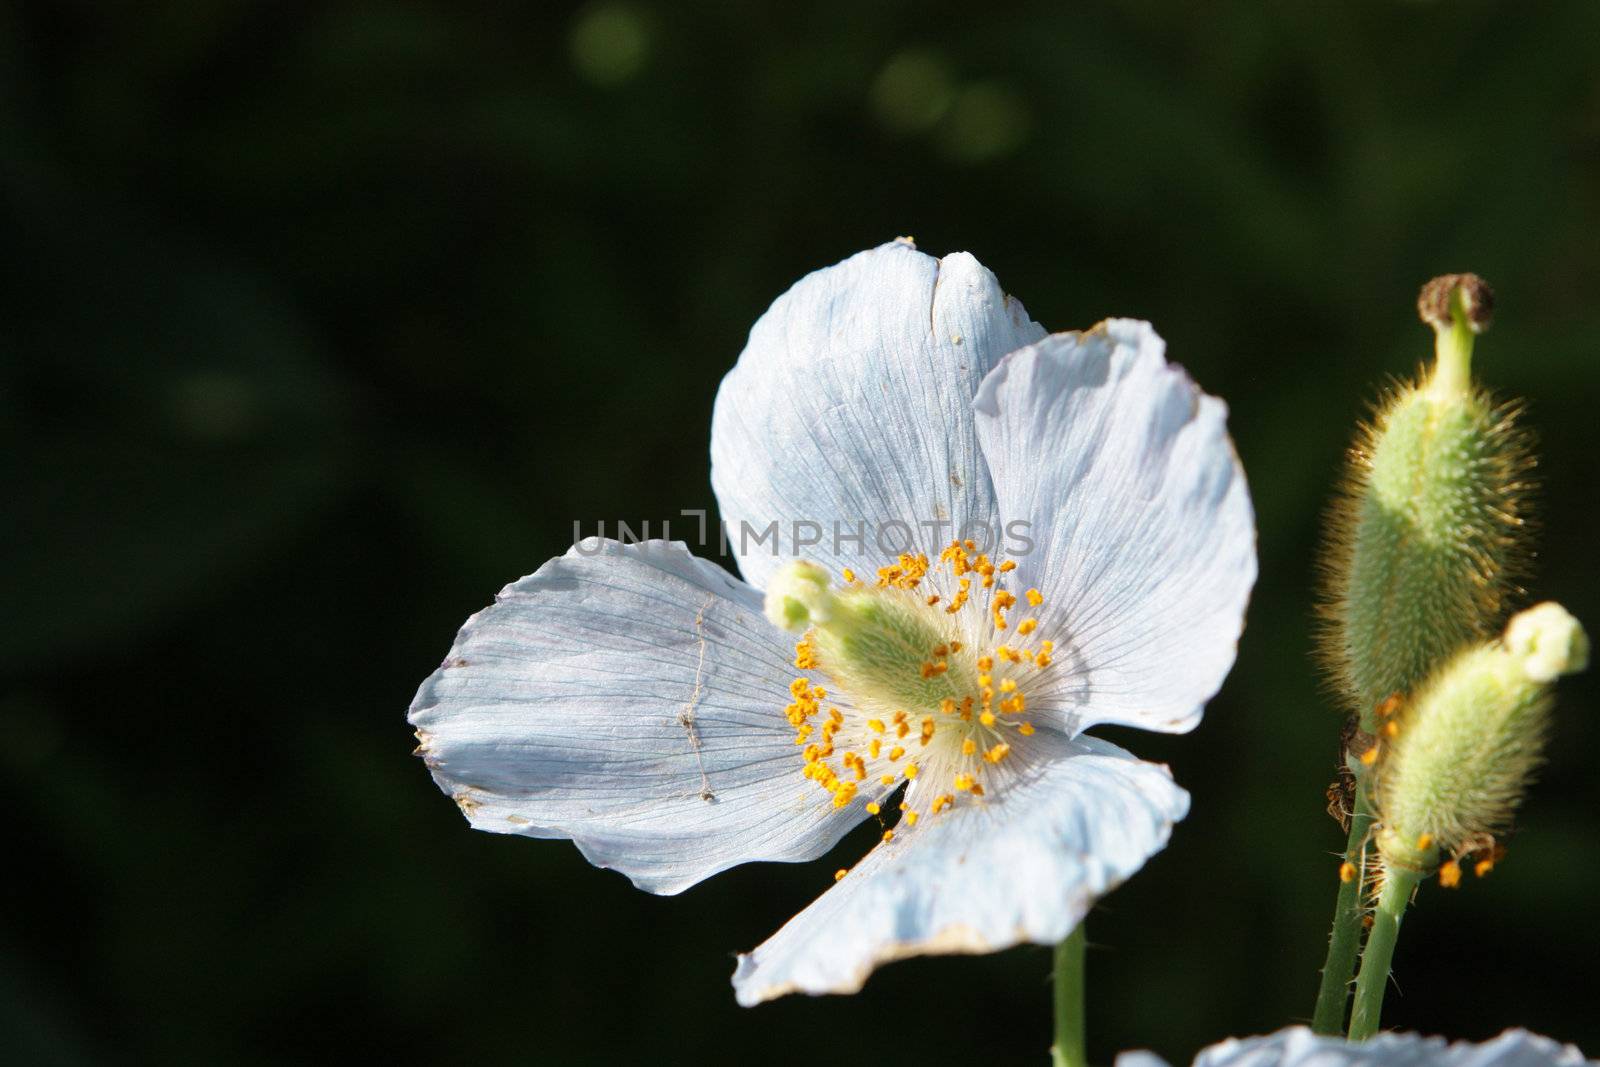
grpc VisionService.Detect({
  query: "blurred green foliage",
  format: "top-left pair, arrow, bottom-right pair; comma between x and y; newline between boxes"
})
4,2 -> 1599,1064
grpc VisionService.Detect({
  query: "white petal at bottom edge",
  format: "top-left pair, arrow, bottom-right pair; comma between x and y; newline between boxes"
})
1115,1026 -> 1591,1067
409,539 -> 869,895
731,730 -> 1188,1005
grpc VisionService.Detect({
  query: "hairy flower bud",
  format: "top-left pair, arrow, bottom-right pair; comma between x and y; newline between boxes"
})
1319,274 -> 1534,724
1374,602 -> 1586,872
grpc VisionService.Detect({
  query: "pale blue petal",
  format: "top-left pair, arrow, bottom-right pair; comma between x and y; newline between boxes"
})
972,321 -> 1256,735
1117,1027 -> 1591,1067
710,240 -> 1047,590
731,731 -> 1188,1003
408,539 -> 865,895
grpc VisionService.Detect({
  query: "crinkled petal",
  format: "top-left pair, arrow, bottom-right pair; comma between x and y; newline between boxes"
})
408,539 -> 861,895
711,240 -> 1047,591
1115,1026 -> 1591,1067
972,320 -> 1256,735
731,731 -> 1188,1004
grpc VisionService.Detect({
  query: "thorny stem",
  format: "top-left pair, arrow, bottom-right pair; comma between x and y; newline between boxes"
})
1348,865 -> 1421,1041
1051,924 -> 1088,1067
1311,785 -> 1376,1034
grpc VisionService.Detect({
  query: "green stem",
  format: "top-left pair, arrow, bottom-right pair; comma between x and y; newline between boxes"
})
1428,291 -> 1477,400
1348,866 -> 1421,1040
1050,924 -> 1087,1067
1311,786 -> 1375,1034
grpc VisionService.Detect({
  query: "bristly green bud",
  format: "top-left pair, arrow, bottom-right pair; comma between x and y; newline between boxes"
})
1374,602 -> 1587,873
1318,273 -> 1535,725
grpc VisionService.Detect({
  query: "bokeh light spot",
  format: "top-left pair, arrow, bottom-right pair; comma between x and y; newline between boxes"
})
870,48 -> 956,134
569,2 -> 651,87
939,81 -> 1031,164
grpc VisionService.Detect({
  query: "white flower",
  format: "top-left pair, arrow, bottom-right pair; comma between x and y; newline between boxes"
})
408,240 -> 1257,1004
1116,1027 -> 1591,1067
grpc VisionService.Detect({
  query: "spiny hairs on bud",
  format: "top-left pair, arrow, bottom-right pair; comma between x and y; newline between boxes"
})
1374,603 -> 1586,865
1315,370 -> 1536,720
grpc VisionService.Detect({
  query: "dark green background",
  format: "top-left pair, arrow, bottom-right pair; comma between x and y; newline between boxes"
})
5,2 -> 1598,1064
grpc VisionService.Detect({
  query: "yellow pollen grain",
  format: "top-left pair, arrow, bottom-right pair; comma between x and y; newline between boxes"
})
832,782 -> 857,807
1026,588 -> 1043,606
865,802 -> 881,815
999,678 -> 1017,693
1383,720 -> 1401,739
1416,833 -> 1434,849
905,810 -> 920,826
904,763 -> 920,780
1475,858 -> 1495,878
920,716 -> 935,745
869,738 -> 881,759
841,568 -> 856,584
999,560 -> 1017,573
828,707 -> 843,725
980,711 -> 996,728
940,697 -> 956,715
1017,619 -> 1038,636
1339,861 -> 1357,883
931,794 -> 954,814
867,719 -> 885,734
985,742 -> 1010,763
976,655 -> 994,671
926,594 -> 940,605
880,774 -> 895,786
954,773 -> 976,792
962,738 -> 977,756
978,674 -> 992,687
1359,747 -> 1379,766
1019,722 -> 1035,736
888,745 -> 905,761
1439,860 -> 1462,888
882,830 -> 894,842
835,869 -> 847,881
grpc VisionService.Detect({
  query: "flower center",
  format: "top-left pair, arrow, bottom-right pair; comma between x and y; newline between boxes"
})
764,542 -> 1055,822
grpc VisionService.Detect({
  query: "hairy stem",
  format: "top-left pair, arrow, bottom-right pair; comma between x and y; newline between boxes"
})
1348,866 -> 1420,1040
1312,786 -> 1375,1034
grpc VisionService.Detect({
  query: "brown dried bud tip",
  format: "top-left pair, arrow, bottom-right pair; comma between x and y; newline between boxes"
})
1418,273 -> 1495,334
